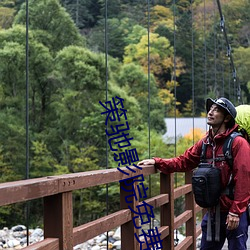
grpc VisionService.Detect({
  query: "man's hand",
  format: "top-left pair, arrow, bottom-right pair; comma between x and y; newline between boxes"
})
226,213 -> 240,230
138,159 -> 155,166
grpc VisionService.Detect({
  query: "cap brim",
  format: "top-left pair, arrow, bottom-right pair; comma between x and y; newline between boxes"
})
206,98 -> 215,113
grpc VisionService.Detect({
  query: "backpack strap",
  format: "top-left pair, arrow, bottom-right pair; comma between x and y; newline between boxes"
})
223,131 -> 242,169
200,142 -> 208,162
223,132 -> 242,200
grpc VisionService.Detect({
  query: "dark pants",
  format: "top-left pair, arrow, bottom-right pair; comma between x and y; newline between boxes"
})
200,210 -> 249,250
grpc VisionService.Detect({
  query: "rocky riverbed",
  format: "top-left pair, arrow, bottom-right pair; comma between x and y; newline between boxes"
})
0,225 -> 193,250
0,225 -> 122,249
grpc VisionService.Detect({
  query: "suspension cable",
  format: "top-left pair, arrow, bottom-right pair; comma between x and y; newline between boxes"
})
191,0 -> 195,144
147,0 -> 152,229
216,0 -> 242,104
173,1 -> 177,158
172,0 -> 179,245
25,0 -> 30,246
213,0 -> 217,94
104,0 -> 109,247
203,0 -> 207,97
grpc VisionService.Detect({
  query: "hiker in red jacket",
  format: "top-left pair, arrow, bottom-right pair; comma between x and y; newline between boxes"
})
139,97 -> 250,250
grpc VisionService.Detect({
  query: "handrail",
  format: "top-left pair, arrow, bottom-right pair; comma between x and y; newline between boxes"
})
0,165 -> 203,249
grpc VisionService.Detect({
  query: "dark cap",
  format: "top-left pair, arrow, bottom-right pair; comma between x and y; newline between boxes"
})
206,97 -> 237,119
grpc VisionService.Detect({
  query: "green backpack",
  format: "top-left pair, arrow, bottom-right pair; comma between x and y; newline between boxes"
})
235,105 -> 250,142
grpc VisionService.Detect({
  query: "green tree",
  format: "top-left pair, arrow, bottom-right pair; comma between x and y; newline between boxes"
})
14,0 -> 84,52
234,46 -> 250,102
86,17 -> 139,60
30,141 -> 57,177
116,63 -> 166,132
124,32 -> 185,88
50,46 -> 141,167
61,0 -> 101,29
0,6 -> 15,29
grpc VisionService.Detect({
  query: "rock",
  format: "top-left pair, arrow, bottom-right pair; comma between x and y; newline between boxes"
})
95,234 -> 106,243
107,231 -> 114,237
87,238 -> 94,245
92,245 -> 101,250
0,230 -> 8,238
108,237 -> 116,243
30,228 -> 43,238
113,227 -> 120,240
7,239 -> 20,247
11,226 -> 26,232
113,240 -> 121,249
100,240 -> 107,246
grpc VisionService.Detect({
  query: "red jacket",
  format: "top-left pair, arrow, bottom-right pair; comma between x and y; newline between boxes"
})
154,124 -> 250,216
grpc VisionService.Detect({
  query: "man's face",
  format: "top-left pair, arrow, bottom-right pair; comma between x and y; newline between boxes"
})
207,104 -> 226,127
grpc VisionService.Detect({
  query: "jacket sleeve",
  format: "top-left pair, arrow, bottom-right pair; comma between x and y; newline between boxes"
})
229,136 -> 250,215
153,140 -> 203,174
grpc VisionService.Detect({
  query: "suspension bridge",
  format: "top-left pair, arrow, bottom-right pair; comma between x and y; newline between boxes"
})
0,0 -> 249,249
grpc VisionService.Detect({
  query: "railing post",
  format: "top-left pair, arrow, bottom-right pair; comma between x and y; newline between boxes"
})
160,173 -> 174,249
44,192 -> 73,250
120,178 -> 139,250
185,171 -> 196,250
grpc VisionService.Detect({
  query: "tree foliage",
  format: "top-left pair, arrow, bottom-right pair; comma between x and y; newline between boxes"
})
14,0 -> 84,52
0,0 -> 249,228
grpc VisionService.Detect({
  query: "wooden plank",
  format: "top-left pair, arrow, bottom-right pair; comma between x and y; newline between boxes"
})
142,194 -> 169,208
135,194 -> 169,214
44,192 -> 73,250
196,226 -> 202,237
174,184 -> 192,199
73,209 -> 131,245
0,166 -> 156,206
175,236 -> 193,250
161,173 -> 175,249
158,225 -> 169,239
185,171 -> 197,250
22,238 -> 59,250
174,210 -> 192,229
140,226 -> 169,250
0,177 -> 59,206
120,178 -> 139,250
195,204 -> 203,213
185,171 -> 196,250
57,165 -> 156,192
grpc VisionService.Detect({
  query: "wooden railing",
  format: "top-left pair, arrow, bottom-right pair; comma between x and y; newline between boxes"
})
0,165 -> 203,250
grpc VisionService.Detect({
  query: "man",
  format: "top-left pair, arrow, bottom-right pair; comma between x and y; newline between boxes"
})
138,97 -> 250,250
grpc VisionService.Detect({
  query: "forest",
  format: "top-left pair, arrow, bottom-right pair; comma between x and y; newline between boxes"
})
0,0 -> 249,227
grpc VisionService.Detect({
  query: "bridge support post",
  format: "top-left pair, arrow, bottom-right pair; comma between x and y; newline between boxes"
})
120,178 -> 139,250
161,172 -> 174,249
185,171 -> 197,250
44,192 -> 73,250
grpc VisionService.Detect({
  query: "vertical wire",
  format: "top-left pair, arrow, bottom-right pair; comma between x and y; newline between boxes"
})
104,0 -> 109,246
173,0 -> 176,238
204,0 -> 207,98
213,0 -> 217,95
147,0 -> 152,229
25,0 -> 30,245
191,0 -> 195,145
173,0 -> 179,244
173,0 -> 177,174
25,0 -> 29,182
